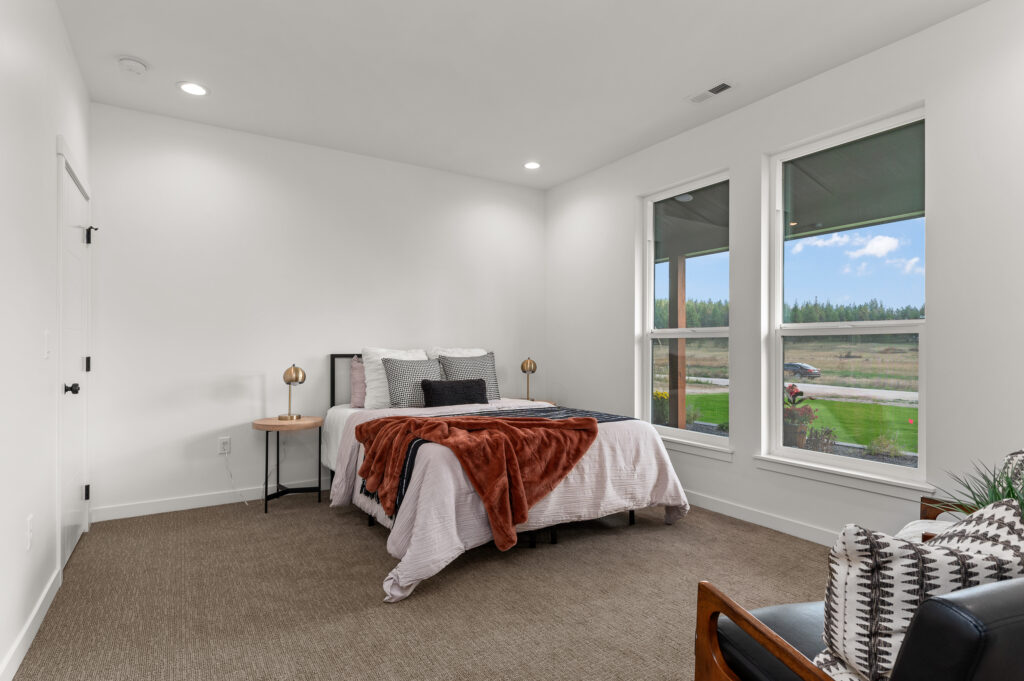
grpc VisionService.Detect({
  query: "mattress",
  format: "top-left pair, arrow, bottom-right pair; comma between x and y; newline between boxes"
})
322,404 -> 362,470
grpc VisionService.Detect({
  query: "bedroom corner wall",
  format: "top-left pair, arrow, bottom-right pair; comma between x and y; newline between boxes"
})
87,104 -> 547,520
0,1 -> 90,679
542,0 -> 1024,543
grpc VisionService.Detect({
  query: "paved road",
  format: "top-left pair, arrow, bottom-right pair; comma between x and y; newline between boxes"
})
687,377 -> 918,403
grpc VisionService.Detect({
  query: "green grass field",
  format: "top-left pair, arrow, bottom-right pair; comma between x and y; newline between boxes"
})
812,399 -> 918,452
686,394 -> 729,426
685,393 -> 918,452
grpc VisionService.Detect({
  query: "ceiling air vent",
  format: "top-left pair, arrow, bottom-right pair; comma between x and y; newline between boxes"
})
690,82 -> 732,104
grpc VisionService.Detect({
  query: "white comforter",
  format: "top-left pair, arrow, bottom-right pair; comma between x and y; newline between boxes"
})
328,399 -> 688,601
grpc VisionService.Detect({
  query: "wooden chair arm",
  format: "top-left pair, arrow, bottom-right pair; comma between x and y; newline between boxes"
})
694,581 -> 833,681
920,496 -> 974,521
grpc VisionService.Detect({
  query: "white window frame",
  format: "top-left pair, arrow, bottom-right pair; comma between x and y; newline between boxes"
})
767,110 -> 926,483
641,172 -> 730,449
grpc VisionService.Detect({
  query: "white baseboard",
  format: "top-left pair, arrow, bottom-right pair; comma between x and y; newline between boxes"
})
685,489 -> 837,546
0,569 -> 61,681
90,478 -> 325,523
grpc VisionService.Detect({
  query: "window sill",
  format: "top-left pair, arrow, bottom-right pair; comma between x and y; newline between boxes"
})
662,436 -> 734,463
753,453 -> 934,501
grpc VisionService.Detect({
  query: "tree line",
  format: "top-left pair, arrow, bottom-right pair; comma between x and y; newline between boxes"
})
785,298 -> 924,323
655,298 -> 924,328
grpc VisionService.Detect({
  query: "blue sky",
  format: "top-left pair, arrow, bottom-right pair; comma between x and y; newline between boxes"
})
655,217 -> 925,308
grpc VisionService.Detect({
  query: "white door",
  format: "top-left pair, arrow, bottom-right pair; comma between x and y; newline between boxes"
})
59,157 -> 90,567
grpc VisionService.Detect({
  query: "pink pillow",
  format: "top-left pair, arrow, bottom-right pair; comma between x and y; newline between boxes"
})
350,356 -> 366,408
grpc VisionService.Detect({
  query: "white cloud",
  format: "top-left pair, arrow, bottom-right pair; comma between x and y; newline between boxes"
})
886,256 -> 924,275
842,264 -> 852,274
856,262 -> 869,276
812,233 -> 851,248
791,233 -> 850,255
848,235 -> 900,258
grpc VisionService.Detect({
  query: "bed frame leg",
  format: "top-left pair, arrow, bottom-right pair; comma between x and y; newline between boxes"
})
549,527 -> 558,544
628,510 -> 635,526
367,514 -> 375,527
528,531 -> 537,549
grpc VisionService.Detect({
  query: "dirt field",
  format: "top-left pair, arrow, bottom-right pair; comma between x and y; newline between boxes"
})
652,336 -> 918,393
783,336 -> 918,391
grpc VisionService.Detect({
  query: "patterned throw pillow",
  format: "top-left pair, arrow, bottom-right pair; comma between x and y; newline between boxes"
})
813,651 -> 866,681
817,499 -> 1024,681
381,358 -> 442,408
362,347 -> 428,409
438,352 -> 500,401
1002,450 -> 1024,488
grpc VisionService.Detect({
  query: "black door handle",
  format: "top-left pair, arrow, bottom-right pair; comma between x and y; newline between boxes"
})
64,383 -> 81,395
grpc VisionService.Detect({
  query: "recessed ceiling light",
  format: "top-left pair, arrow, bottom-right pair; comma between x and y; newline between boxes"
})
524,161 -> 540,170
789,221 -> 799,227
178,82 -> 208,96
674,194 -> 693,203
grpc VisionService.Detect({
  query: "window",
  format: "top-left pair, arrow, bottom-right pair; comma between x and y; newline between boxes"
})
644,177 -> 729,443
771,115 -> 924,477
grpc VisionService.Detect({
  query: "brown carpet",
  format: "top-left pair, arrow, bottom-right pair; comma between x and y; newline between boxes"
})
15,497 -> 829,681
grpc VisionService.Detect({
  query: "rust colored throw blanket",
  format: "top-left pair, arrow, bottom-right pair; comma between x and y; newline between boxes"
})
356,416 -> 598,550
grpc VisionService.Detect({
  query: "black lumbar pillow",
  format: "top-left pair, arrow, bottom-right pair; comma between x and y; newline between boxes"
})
421,379 -> 488,407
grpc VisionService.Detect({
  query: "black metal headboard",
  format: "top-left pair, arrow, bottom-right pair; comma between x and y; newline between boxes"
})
329,353 -> 359,407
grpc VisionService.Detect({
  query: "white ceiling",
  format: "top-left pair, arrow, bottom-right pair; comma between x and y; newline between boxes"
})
57,0 -> 988,189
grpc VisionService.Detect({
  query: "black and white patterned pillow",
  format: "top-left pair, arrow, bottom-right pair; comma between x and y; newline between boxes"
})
438,352 -> 500,401
817,499 -> 1024,681
812,651 -> 864,681
1002,450 -> 1024,488
381,357 -> 442,408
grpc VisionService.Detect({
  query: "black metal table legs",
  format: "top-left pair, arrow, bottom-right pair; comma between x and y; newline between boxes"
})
263,427 -> 322,513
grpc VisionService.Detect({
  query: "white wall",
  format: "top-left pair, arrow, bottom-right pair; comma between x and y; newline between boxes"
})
544,0 -> 1024,542
88,104 -> 546,519
0,1 -> 90,679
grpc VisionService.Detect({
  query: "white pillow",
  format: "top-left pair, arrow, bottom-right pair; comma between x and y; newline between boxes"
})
893,518 -> 954,542
361,347 -> 428,409
426,346 -> 487,360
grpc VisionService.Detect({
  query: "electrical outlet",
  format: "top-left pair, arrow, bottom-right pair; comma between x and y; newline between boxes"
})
26,514 -> 33,552
218,436 -> 231,455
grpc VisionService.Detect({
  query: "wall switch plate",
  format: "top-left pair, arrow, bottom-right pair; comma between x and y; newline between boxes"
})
218,436 -> 231,455
26,514 -> 33,551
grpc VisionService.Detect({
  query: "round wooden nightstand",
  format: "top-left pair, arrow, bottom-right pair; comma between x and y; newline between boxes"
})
252,416 -> 324,513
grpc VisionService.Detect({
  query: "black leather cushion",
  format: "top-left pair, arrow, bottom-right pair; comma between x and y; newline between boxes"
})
421,379 -> 488,407
891,578 -> 1024,681
717,601 -> 826,681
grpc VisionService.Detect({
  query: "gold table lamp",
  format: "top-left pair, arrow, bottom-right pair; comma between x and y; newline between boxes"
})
520,357 -> 537,401
279,364 -> 306,420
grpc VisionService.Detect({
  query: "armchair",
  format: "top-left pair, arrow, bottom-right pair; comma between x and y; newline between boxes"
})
694,578 -> 1024,681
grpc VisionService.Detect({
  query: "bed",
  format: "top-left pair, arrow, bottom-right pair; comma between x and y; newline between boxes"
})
324,353 -> 689,602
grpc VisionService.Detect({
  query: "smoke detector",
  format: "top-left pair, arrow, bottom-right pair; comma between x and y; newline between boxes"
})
690,82 -> 732,104
117,56 -> 149,79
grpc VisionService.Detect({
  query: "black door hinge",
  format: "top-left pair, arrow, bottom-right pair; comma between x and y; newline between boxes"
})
84,484 -> 90,501
85,356 -> 91,372
86,226 -> 99,244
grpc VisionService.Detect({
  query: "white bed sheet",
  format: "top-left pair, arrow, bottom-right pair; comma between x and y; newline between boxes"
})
322,404 -> 362,470
329,398 -> 689,602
